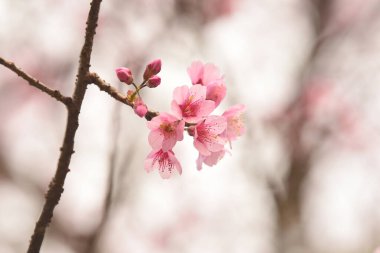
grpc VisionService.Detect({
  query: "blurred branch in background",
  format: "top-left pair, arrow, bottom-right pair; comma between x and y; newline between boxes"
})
268,0 -> 380,252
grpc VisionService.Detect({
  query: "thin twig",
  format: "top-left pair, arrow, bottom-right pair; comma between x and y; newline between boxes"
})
88,72 -> 132,106
26,1 -> 103,252
0,57 -> 71,106
88,72 -> 159,120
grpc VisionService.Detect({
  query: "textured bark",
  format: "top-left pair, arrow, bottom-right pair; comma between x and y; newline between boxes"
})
26,1 -> 103,252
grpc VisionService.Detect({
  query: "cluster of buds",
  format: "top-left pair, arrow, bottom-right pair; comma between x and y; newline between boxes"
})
116,59 -> 162,118
116,60 -> 245,179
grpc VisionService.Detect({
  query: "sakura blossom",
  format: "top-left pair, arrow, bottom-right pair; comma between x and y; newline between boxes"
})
187,61 -> 223,86
171,84 -> 215,123
193,115 -> 227,156
116,59 -> 245,178
196,149 -> 226,171
147,113 -> 185,152
144,149 -> 182,179
222,104 -> 246,147
187,61 -> 227,106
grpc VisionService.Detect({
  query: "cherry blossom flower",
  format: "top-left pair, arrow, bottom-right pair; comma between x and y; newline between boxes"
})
116,59 -> 246,178
187,61 -> 227,106
205,83 -> 227,107
144,149 -> 182,179
193,115 -> 227,156
196,149 -> 226,170
222,104 -> 246,147
171,84 -> 215,123
188,61 -> 223,86
147,113 -> 185,152
133,97 -> 148,117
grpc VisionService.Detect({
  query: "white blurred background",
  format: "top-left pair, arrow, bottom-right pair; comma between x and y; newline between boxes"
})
1,0 -> 380,252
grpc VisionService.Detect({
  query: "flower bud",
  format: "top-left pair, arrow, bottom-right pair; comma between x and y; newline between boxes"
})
147,75 -> 161,88
116,67 -> 133,84
133,97 -> 148,117
143,59 -> 161,80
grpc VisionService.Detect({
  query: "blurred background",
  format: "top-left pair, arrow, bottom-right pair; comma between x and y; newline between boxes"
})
1,0 -> 380,252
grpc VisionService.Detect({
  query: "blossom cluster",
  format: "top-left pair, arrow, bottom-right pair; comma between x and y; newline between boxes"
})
116,60 -> 245,179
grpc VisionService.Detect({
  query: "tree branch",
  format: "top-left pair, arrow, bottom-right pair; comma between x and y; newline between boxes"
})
0,57 -> 71,105
88,72 -> 132,106
88,72 -> 159,120
26,1 -> 103,252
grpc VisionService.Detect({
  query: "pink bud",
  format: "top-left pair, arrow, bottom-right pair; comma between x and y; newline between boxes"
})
143,59 -> 161,80
116,67 -> 133,84
133,98 -> 148,117
147,75 -> 161,88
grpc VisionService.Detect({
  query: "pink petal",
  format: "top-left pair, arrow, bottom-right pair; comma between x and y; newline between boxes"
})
205,115 -> 227,134
171,101 -> 183,119
159,167 -> 172,179
198,100 -> 215,117
206,84 -> 226,107
189,84 -> 207,101
187,61 -> 204,84
194,139 -> 211,156
204,138 -> 225,152
173,85 -> 189,104
222,104 -> 246,117
144,151 -> 155,172
148,131 -> 164,150
203,150 -> 226,166
144,158 -> 154,173
196,155 -> 204,171
168,152 -> 182,175
164,112 -> 179,122
162,135 -> 176,152
176,120 -> 185,141
202,63 -> 222,86
147,116 -> 161,130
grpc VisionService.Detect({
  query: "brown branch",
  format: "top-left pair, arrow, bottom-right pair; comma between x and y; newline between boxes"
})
88,72 -> 132,106
0,57 -> 71,105
26,0 -> 103,253
88,72 -> 159,121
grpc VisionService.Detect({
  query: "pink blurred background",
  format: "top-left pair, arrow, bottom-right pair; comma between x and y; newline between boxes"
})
1,0 -> 380,252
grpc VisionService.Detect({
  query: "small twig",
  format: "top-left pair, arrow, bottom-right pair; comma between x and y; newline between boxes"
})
87,72 -> 159,120
0,57 -> 71,106
87,72 -> 132,106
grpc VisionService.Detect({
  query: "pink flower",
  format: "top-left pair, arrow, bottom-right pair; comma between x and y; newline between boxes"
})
187,61 -> 226,106
147,75 -> 161,88
133,97 -> 148,117
187,61 -> 223,86
144,59 -> 161,80
193,115 -> 227,156
171,85 -> 215,123
222,104 -> 246,147
196,150 -> 226,170
205,84 -> 226,107
147,113 -> 185,152
116,67 -> 133,84
144,149 -> 182,179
